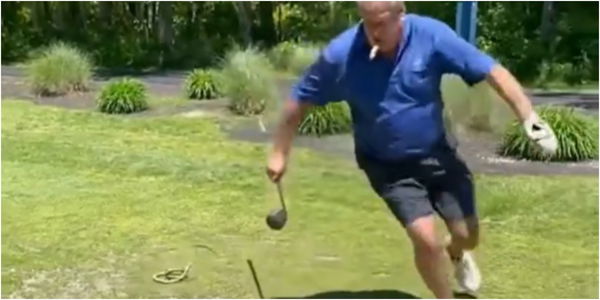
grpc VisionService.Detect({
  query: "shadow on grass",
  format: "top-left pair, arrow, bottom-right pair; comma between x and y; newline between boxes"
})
246,258 -> 476,300
277,290 -> 476,299
454,291 -> 478,299
278,290 -> 419,299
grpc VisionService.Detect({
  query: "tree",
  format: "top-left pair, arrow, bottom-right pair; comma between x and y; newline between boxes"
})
1,0 -> 596,79
256,1 -> 277,46
99,1 -> 112,27
540,2 -> 556,46
157,2 -> 174,46
233,2 -> 253,46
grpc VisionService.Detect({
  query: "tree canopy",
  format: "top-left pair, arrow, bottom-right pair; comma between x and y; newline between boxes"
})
2,1 -> 597,83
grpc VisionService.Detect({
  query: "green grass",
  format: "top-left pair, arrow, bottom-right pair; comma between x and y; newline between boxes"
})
2,100 -> 598,298
146,97 -> 189,108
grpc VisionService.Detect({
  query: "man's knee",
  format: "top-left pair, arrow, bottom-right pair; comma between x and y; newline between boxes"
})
413,238 -> 446,257
406,216 -> 446,256
449,219 -> 479,249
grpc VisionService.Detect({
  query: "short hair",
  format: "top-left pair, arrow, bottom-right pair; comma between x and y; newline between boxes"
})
357,1 -> 406,16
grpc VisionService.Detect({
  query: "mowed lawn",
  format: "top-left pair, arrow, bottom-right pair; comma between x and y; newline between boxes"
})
2,100 -> 598,298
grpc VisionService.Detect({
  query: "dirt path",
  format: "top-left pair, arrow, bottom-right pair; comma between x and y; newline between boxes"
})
2,65 -> 598,176
1,66 -> 188,110
225,120 -> 599,176
531,91 -> 598,115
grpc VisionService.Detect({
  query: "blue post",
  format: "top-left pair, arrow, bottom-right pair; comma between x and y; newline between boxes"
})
455,1 -> 478,45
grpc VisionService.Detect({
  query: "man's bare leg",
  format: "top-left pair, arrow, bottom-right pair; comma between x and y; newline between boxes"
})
445,216 -> 479,258
444,216 -> 481,293
405,215 -> 453,298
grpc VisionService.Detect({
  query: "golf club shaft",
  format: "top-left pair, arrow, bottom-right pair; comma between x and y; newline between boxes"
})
246,259 -> 265,299
276,181 -> 286,211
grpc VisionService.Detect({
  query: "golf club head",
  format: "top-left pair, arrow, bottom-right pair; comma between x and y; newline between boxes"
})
266,208 -> 287,230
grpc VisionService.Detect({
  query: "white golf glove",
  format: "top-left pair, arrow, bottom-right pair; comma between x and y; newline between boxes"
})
523,111 -> 558,156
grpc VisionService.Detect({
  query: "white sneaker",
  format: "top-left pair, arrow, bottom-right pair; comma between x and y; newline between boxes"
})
451,250 -> 481,294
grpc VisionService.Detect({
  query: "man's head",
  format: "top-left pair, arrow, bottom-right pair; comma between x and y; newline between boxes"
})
357,1 -> 406,57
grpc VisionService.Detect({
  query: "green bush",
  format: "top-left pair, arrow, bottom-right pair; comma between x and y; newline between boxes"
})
500,106 -> 598,161
269,41 -> 296,70
25,42 -> 93,96
269,42 -> 320,76
564,52 -> 594,86
535,55 -> 595,88
286,44 -> 320,76
97,78 -> 148,114
535,61 -> 576,88
217,47 -> 277,116
185,69 -> 219,100
298,102 -> 352,136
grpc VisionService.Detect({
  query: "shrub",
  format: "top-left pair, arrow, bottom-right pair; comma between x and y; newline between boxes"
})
535,57 -> 594,88
441,75 -> 513,135
25,42 -> 93,96
286,44 -> 320,76
269,41 -> 296,70
97,78 -> 148,114
269,42 -> 320,76
298,102 -> 352,136
184,69 -> 219,100
217,48 -> 277,116
500,106 -> 598,161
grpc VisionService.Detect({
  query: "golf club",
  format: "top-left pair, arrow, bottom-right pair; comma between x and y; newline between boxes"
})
246,259 -> 265,299
266,181 -> 287,230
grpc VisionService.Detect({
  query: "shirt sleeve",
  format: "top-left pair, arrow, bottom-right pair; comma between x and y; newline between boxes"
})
434,25 -> 497,86
290,51 -> 342,106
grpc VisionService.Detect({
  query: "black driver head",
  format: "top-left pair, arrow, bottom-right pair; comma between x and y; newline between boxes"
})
266,208 -> 287,230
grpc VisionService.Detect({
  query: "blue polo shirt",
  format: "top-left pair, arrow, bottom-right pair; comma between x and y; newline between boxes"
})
291,14 -> 497,162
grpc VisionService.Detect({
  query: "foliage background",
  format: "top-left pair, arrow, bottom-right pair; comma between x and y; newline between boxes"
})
2,2 -> 597,84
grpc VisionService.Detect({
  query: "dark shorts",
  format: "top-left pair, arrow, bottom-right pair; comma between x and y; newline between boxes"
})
357,149 -> 476,227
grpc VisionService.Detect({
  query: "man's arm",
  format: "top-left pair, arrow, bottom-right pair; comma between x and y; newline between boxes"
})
433,21 -> 558,155
485,65 -> 533,122
267,99 -> 311,182
486,64 -> 557,154
266,50 -> 342,182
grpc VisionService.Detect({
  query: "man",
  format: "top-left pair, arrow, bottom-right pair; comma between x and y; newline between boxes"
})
266,2 -> 557,298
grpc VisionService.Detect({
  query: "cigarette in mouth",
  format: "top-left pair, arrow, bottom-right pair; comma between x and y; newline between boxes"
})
369,45 -> 379,60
